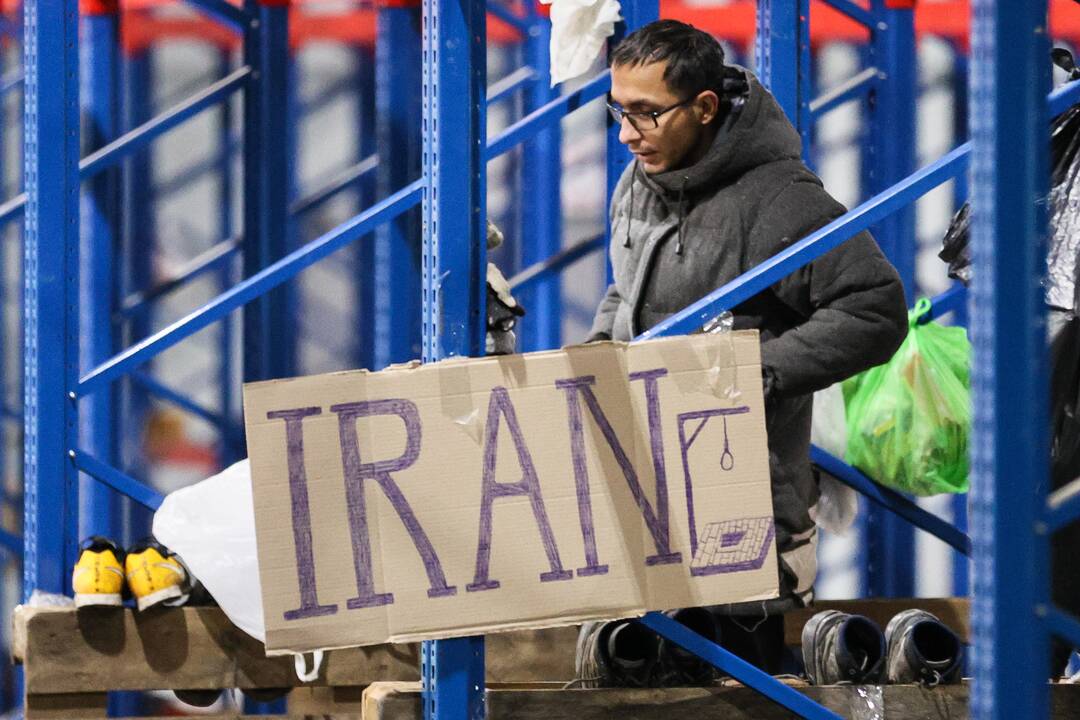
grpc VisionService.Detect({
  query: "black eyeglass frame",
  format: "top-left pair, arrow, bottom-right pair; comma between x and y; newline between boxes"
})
606,95 -> 696,131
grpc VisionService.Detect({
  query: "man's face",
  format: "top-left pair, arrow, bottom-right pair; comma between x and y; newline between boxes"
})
609,60 -> 710,174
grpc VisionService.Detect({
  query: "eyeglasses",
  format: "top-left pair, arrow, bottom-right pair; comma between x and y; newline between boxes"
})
606,96 -> 694,131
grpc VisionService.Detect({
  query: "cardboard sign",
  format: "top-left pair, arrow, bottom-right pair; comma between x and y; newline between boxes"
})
244,332 -> 778,654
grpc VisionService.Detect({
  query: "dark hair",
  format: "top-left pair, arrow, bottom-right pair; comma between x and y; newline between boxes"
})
610,20 -> 727,99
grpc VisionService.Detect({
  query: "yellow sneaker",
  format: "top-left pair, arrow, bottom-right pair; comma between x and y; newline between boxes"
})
125,538 -> 190,611
72,536 -> 125,608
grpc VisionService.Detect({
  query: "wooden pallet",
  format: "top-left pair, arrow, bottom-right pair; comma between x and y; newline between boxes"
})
362,681 -> 1080,720
12,597 -> 973,718
12,605 -> 576,718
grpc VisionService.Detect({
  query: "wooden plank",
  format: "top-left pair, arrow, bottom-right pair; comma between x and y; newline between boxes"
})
784,597 -> 970,646
25,692 -> 107,720
15,606 -> 577,694
362,681 -> 1080,720
288,686 -> 364,718
16,605 -> 414,693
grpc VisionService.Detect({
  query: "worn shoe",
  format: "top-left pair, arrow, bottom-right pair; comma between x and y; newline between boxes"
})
575,619 -> 660,688
72,536 -> 126,608
656,607 -> 720,686
125,538 -> 191,611
801,610 -> 885,684
884,609 -> 963,685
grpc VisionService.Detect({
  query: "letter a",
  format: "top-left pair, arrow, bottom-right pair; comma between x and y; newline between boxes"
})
468,387 -> 572,591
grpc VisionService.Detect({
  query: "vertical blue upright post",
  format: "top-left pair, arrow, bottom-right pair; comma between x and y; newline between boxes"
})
950,48 -> 970,599
518,5 -> 561,352
242,0 -> 293,383
755,0 -> 811,157
217,47 -> 239,464
22,0 -> 80,597
375,0 -> 423,368
119,47 -> 154,543
863,0 -> 917,599
79,0 -> 121,541
355,46 -> 379,369
421,0 -> 486,714
969,1 -> 1051,718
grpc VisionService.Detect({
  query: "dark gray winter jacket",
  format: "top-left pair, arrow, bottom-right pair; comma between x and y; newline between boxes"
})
589,71 -> 908,609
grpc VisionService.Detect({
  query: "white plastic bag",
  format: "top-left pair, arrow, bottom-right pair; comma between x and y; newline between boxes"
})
811,382 -> 847,458
541,0 -> 622,86
811,383 -> 858,535
152,460 -> 265,642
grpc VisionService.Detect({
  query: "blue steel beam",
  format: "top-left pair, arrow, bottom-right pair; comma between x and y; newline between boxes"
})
756,0 -> 811,158
1046,478 -> 1080,533
129,371 -> 243,445
183,0 -> 249,32
80,1 -> 122,541
637,142 -> 970,340
639,613 -> 843,720
216,76 -> 240,470
486,71 -> 610,160
0,193 -> 24,225
118,238 -> 240,318
809,66 -> 880,118
820,0 -> 874,28
486,66 -> 538,105
242,1 -> 292,383
918,283 -> 967,325
290,154 -> 379,218
353,47 -> 378,370
70,451 -> 163,512
810,446 -> 971,556
1049,73 -> 1080,117
865,0 -> 918,600
153,135 -> 240,198
80,67 -> 251,180
969,2 -> 1051,718
374,4 -> 422,369
421,0 -> 487,710
1043,605 -> 1080,654
23,0 -> 80,598
79,181 -> 424,394
519,6 -> 562,352
118,47 -> 156,547
509,234 -> 605,294
0,70 -> 22,97
0,529 -> 21,556
867,0 -> 917,300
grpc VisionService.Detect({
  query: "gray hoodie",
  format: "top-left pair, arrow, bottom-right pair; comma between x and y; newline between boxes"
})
589,71 -> 908,610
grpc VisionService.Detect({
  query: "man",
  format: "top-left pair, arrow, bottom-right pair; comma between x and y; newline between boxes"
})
576,20 -> 908,684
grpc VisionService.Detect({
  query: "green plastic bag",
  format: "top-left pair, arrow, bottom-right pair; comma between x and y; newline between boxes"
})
843,298 -> 971,496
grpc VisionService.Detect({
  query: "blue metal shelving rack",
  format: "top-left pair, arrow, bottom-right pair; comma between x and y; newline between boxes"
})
13,0 -> 1080,718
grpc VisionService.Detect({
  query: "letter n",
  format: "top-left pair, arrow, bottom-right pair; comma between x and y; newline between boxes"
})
556,370 -> 682,568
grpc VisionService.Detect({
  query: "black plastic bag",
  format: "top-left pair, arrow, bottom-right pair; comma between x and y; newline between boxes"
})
940,48 -> 1080,295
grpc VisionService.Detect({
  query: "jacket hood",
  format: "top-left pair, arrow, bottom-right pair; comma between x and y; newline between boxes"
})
644,69 -> 803,197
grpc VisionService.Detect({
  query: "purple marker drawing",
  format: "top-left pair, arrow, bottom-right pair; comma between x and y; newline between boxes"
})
676,406 -> 751,557
332,399 -> 457,609
556,370 -> 682,569
689,517 -> 775,576
267,407 -> 340,621
468,387 -> 572,591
